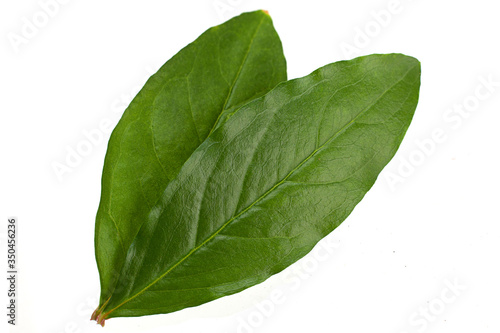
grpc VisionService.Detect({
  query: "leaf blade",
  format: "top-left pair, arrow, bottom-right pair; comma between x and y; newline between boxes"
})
94,10 -> 286,308
101,53 -> 421,318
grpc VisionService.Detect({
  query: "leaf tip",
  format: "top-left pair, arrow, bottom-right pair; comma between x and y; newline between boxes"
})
261,9 -> 270,16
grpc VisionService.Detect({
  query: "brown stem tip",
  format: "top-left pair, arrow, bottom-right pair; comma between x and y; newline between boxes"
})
91,306 -> 108,327
95,314 -> 106,327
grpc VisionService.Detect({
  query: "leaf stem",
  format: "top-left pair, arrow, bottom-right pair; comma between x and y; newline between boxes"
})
90,295 -> 112,326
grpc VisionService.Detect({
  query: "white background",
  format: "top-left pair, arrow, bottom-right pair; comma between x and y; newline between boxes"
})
1,0 -> 499,332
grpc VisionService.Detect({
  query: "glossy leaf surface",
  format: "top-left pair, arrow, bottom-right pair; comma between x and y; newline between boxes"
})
94,10 -> 287,309
98,54 -> 421,320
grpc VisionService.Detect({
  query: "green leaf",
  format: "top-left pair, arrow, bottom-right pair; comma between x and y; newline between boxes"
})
96,53 -> 421,321
93,10 -> 287,311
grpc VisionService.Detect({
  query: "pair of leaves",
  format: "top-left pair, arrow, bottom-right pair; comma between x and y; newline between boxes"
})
93,10 -> 421,325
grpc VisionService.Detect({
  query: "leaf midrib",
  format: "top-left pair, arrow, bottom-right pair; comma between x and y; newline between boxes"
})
207,15 -> 266,138
105,62 -> 417,317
